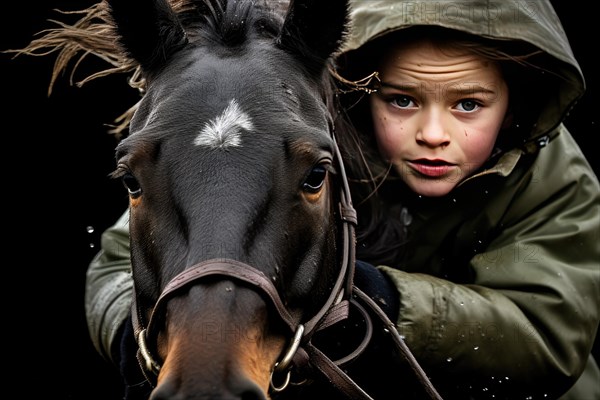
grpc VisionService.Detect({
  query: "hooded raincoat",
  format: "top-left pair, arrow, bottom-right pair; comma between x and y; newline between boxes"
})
333,0 -> 600,399
85,0 -> 599,398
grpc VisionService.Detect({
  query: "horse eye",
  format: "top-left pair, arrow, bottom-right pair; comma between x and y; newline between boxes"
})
303,165 -> 327,193
122,173 -> 142,198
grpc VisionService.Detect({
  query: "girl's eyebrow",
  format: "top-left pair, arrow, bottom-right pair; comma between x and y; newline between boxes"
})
379,81 -> 499,96
379,81 -> 417,91
444,84 -> 499,96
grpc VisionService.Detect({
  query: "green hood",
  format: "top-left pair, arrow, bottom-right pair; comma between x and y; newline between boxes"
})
338,0 -> 585,143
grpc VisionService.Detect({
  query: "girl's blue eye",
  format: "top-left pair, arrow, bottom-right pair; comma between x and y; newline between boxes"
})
457,100 -> 479,112
393,95 -> 414,108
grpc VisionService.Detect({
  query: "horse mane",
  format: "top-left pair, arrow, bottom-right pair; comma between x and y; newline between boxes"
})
186,0 -> 285,45
9,0 -> 290,138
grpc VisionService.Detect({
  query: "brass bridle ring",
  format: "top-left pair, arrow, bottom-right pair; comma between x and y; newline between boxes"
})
270,324 -> 304,392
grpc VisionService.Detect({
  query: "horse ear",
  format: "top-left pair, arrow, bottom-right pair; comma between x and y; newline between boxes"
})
278,0 -> 350,77
106,0 -> 188,75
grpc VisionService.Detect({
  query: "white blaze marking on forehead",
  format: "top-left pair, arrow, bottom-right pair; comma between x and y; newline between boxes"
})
193,98 -> 254,148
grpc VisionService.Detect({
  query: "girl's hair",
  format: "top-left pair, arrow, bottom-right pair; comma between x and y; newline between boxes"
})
333,26 -> 549,268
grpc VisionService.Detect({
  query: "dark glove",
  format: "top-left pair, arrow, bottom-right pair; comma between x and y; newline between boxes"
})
113,314 -> 153,400
354,260 -> 399,320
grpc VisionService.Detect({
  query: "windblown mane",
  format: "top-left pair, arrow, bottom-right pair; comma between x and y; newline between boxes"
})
11,0 -> 290,137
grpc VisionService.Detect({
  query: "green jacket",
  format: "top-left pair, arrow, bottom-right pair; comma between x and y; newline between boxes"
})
86,0 -> 599,398
339,0 -> 600,398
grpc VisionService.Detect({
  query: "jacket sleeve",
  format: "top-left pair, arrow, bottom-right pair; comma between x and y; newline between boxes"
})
85,209 -> 133,364
379,130 -> 600,397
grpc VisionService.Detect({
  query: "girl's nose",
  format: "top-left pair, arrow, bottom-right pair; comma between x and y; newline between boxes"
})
415,108 -> 450,148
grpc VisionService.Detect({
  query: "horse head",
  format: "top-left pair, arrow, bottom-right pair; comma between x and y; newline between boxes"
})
109,0 -> 353,398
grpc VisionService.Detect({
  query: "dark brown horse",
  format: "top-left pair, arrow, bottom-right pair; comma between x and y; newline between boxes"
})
107,0 -> 374,398
16,0 -> 442,398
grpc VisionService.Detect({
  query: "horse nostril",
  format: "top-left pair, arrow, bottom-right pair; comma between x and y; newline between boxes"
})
234,377 -> 268,400
241,392 -> 267,400
148,382 -> 176,400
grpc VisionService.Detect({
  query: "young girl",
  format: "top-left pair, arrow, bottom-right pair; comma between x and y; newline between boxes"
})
333,0 -> 600,398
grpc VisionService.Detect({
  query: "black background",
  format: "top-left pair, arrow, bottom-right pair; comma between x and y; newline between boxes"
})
1,1 -> 597,398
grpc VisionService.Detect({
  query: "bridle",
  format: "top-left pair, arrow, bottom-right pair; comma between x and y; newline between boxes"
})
130,133 -> 443,400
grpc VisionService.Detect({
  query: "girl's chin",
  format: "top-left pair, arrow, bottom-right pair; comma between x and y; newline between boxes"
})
405,180 -> 457,198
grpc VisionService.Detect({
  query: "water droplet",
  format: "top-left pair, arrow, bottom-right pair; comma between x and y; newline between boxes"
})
225,286 -> 232,292
400,207 -> 413,225
89,243 -> 95,248
473,346 -> 479,351
446,357 -> 453,362
459,301 -> 465,306
86,226 -> 94,233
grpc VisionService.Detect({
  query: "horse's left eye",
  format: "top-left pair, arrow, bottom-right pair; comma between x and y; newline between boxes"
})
303,165 -> 327,193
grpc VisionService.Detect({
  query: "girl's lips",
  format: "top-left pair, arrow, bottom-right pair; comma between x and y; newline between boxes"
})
408,159 -> 455,177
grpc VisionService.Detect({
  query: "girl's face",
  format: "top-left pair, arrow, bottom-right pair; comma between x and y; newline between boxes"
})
369,39 -> 510,197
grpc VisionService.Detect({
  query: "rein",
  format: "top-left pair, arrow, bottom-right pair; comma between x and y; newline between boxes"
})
130,136 -> 443,400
